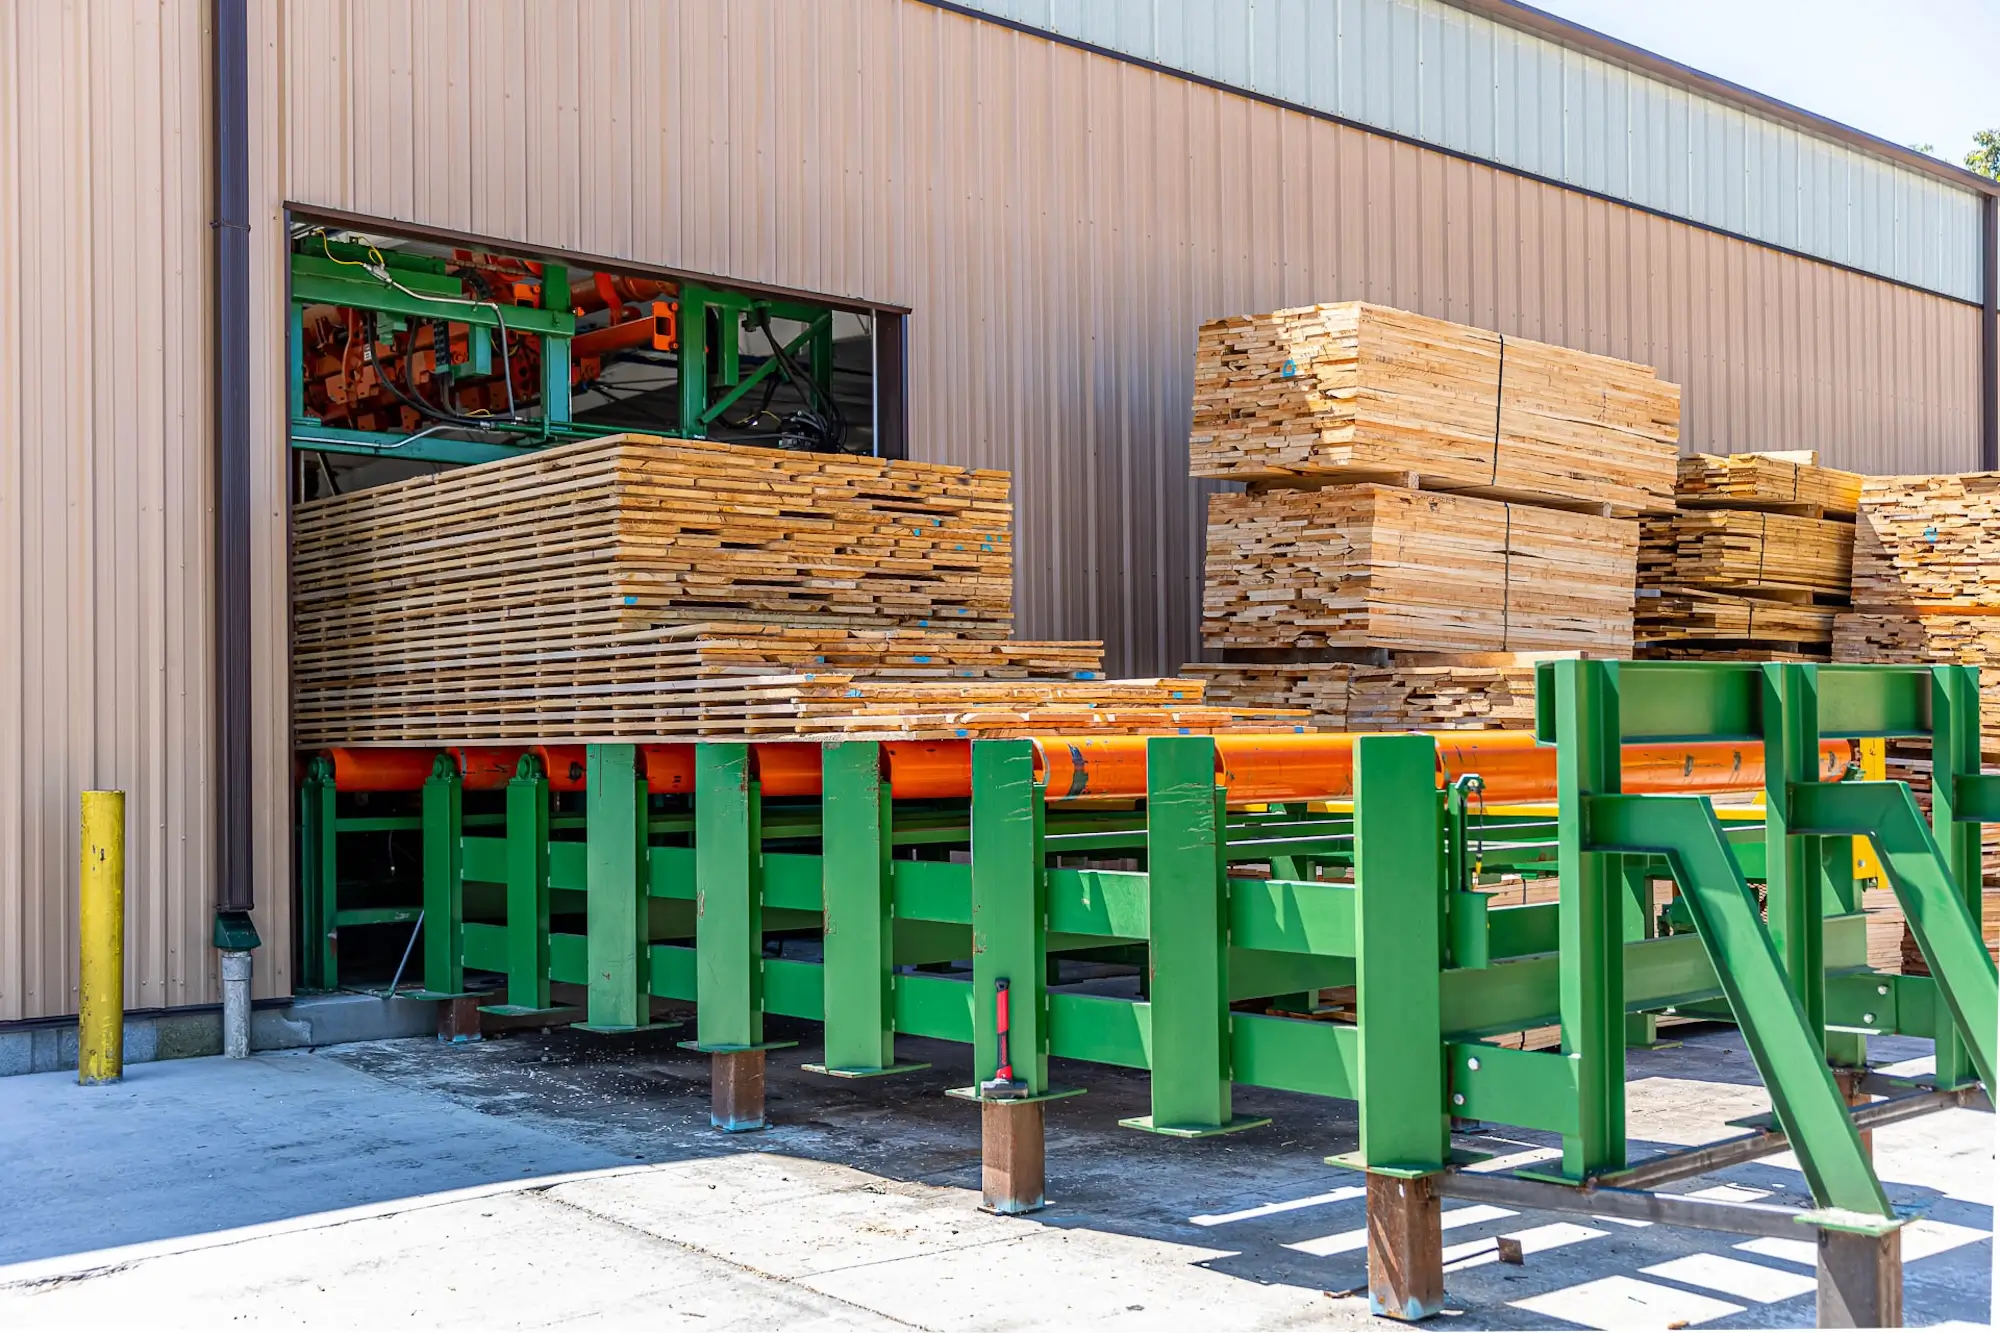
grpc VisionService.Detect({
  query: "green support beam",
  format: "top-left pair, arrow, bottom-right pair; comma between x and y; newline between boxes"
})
580,744 -> 660,1032
420,755 -> 465,998
483,754 -> 557,1017
968,741 -> 1054,1098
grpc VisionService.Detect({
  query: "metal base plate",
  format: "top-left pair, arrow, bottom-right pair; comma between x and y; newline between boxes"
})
1120,1113 -> 1270,1138
945,1085 -> 1086,1106
801,1061 -> 932,1079
571,1020 -> 683,1035
477,1004 -> 575,1018
676,1039 -> 800,1054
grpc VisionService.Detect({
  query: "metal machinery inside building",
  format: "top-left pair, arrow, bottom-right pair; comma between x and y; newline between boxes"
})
286,223 -> 878,495
294,617 -> 1998,1319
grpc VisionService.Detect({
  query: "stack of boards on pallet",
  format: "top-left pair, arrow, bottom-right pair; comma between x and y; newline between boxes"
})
292,433 -> 1299,744
1835,472 -> 2000,756
1186,300 -> 1679,733
1636,452 -> 1860,661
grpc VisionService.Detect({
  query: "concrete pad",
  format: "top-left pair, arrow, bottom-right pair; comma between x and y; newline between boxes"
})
0,1052 -> 622,1265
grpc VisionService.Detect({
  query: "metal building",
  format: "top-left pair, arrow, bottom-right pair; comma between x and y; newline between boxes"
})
1,0 -> 1995,1022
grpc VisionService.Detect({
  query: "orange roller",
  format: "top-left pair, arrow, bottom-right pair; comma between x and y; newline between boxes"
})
454,746 -> 531,790
1034,736 -> 1152,799
752,743 -> 823,797
1216,734 -> 1360,803
642,744 -> 697,795
321,747 -> 442,793
883,740 -> 972,799
533,745 -> 591,793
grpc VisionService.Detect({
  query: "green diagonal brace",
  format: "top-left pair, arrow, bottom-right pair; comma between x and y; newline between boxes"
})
1790,780 -> 1998,1091
1589,792 -> 1890,1217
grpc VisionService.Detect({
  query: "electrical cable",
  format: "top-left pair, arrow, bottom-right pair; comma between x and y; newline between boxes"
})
360,315 -> 512,433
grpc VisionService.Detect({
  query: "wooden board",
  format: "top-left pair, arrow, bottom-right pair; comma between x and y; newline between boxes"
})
1179,664 -> 1351,731
1179,661 -> 1536,732
1639,510 -> 1853,599
1188,302 -> 1681,514
1674,452 -> 1863,517
1202,484 -> 1638,653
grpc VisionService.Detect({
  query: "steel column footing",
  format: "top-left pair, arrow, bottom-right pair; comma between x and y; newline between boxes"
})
981,1099 -> 1045,1215
1818,1226 -> 1902,1328
711,1050 -> 767,1132
1831,1067 -> 1874,1158
438,994 -> 488,1044
1367,1172 -> 1444,1321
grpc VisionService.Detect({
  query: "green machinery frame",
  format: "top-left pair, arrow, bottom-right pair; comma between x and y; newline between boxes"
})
287,239 -> 840,468
299,662 -> 1997,1322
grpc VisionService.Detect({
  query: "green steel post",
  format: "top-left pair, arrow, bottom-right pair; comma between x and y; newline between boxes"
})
421,754 -> 465,996
1822,837 -> 1867,1071
1125,737 -> 1265,1135
812,743 -> 924,1076
1553,661 -> 1626,1177
1763,664 -> 1825,1044
501,754 -> 551,1011
693,744 -> 765,1050
298,757 -> 337,991
971,741 -> 1050,1095
678,283 -> 709,436
1930,665 -> 1983,1089
540,265 -> 571,429
288,303 -> 307,423
581,744 -> 653,1031
1623,860 -> 1658,1047
1352,734 -> 1448,1173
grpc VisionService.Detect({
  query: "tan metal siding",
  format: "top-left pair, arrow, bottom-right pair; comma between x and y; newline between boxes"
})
0,0 -> 1982,1020
0,0 -> 292,1023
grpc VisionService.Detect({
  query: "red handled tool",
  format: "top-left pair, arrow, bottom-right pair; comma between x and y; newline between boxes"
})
979,978 -> 1028,1099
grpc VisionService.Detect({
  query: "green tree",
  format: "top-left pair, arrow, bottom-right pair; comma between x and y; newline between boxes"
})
1966,129 -> 2000,181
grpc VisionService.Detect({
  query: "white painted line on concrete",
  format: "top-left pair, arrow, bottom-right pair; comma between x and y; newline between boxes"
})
1284,1203 -> 1515,1258
1189,1186 -> 1367,1227
1443,1221 -> 1606,1272
1510,1274 -> 1746,1329
1642,1252 -> 1817,1302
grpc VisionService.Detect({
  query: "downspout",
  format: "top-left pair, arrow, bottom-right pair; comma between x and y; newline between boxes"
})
212,0 -> 260,1056
1983,193 -> 1997,473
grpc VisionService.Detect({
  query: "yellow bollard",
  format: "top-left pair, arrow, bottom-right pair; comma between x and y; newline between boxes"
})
79,790 -> 125,1085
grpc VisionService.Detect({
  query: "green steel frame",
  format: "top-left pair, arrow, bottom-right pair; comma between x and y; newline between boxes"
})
301,662 -> 1997,1323
287,243 -> 841,467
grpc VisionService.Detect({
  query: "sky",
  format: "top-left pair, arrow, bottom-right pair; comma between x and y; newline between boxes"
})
1527,0 -> 1998,168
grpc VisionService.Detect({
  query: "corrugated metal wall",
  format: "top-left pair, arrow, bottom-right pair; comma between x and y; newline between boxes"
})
948,0 -> 1989,302
0,0 -> 290,1023
0,0 -> 1985,1019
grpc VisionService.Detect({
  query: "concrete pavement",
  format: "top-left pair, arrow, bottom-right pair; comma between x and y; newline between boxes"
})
0,1021 -> 1990,1329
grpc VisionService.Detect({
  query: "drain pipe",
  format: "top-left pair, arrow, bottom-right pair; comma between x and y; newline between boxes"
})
212,0 -> 259,1056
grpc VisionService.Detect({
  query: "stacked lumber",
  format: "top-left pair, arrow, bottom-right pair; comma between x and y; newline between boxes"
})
1674,452 -> 1863,516
293,433 -> 1307,745
292,433 -> 1016,652
1179,664 -> 1351,731
1833,472 -> 2000,754
1345,665 -> 1537,732
1202,484 -> 1638,654
1847,472 -> 2000,612
300,663 -> 1303,746
1636,451 -> 1856,661
1639,511 -> 1853,598
1188,302 -> 1681,514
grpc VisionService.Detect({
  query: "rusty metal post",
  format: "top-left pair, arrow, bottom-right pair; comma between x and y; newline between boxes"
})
1368,1172 -> 1445,1321
1831,1066 -> 1874,1158
438,993 -> 487,1043
1817,1226 -> 1902,1328
981,1098 -> 1046,1214
712,1049 -> 767,1132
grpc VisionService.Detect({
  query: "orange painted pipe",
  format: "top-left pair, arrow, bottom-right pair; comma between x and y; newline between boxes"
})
321,748 -> 442,793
